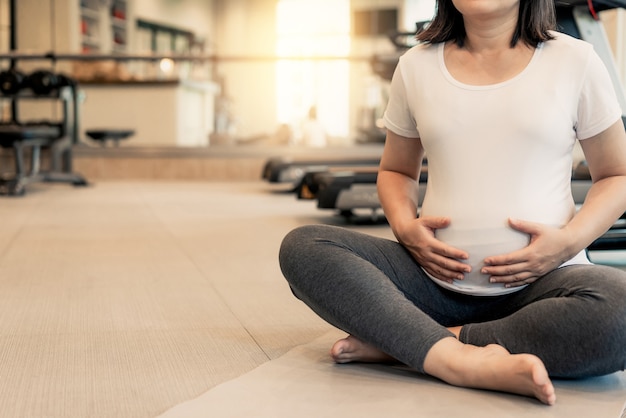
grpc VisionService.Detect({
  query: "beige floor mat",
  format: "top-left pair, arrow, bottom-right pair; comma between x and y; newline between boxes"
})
158,328 -> 626,418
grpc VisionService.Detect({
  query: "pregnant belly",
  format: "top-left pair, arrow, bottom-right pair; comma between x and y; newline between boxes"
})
430,226 -> 530,295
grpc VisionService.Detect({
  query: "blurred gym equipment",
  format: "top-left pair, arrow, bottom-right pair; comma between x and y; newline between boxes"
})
261,156 -> 381,187
0,0 -> 89,195
0,68 -> 26,95
0,72 -> 88,196
86,129 -> 136,147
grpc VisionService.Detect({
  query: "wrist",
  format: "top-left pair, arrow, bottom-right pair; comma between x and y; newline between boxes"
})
390,216 -> 419,244
559,224 -> 585,260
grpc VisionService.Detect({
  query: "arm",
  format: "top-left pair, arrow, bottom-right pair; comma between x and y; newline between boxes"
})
377,130 -> 423,224
566,120 -> 626,251
484,119 -> 626,286
378,130 -> 470,282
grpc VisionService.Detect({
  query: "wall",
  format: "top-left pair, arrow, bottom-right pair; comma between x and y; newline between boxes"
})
13,0 -> 75,53
211,0 -> 278,143
0,0 -> 9,54
133,0 -> 215,49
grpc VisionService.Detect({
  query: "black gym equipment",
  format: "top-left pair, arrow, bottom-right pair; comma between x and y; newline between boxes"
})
261,156 -> 381,186
0,0 -> 87,196
314,170 -> 425,222
297,161 -> 427,201
587,220 -> 626,252
0,73 -> 88,196
86,129 -> 136,147
27,69 -> 63,96
296,167 -> 379,200
0,68 -> 26,95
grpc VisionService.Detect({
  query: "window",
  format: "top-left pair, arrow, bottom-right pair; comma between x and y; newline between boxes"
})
275,0 -> 350,141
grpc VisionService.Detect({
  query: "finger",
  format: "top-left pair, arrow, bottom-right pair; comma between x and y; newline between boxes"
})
482,262 -> 523,277
508,217 -> 540,236
483,249 -> 526,267
430,240 -> 469,261
503,277 -> 538,288
420,216 -> 451,230
432,257 -> 470,280
425,264 -> 464,283
488,269 -> 535,284
425,246 -> 471,273
418,254 -> 467,280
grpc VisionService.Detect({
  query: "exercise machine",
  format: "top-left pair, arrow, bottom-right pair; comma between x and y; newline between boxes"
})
0,70 -> 88,195
0,0 -> 87,195
261,156 -> 381,187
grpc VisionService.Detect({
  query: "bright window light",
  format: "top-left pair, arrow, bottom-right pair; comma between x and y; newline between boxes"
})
275,0 -> 350,141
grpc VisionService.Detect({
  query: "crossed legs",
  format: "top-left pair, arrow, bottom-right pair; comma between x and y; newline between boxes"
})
279,225 -> 626,406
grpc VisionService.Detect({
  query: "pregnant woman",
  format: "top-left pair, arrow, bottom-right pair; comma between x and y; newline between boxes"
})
279,0 -> 626,405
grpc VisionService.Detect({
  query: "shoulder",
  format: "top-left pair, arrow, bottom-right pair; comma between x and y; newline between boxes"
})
398,42 -> 439,66
535,31 -> 597,79
542,31 -> 594,58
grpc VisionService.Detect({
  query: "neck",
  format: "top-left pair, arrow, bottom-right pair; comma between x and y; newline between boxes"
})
462,13 -> 519,53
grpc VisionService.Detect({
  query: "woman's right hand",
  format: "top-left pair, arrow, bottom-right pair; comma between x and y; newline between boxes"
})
376,131 -> 470,283
395,216 -> 471,284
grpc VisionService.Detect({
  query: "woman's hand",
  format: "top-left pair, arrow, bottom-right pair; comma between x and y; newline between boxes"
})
482,218 -> 573,287
395,216 -> 470,283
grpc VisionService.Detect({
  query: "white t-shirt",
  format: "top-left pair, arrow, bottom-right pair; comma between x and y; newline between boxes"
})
383,32 -> 623,296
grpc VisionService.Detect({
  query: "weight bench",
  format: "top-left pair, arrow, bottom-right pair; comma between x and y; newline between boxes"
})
0,124 -> 60,195
0,84 -> 88,196
0,123 -> 87,195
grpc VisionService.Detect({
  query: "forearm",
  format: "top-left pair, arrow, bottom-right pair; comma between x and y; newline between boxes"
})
377,169 -> 421,237
564,175 -> 626,256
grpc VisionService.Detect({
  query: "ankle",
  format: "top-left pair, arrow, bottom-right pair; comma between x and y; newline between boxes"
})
447,326 -> 462,339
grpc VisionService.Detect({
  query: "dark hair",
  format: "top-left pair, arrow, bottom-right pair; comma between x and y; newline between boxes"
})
417,0 -> 557,48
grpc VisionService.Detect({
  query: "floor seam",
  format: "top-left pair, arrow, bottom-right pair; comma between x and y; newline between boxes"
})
136,186 -> 273,362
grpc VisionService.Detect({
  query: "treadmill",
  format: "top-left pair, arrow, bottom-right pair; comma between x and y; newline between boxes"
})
261,155 -> 381,186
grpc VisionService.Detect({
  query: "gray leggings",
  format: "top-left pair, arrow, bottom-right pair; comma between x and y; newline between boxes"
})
279,224 -> 626,378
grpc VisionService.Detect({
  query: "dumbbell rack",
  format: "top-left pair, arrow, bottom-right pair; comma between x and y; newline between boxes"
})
0,85 -> 88,196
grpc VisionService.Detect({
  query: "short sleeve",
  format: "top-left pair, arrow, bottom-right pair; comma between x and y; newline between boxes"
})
576,47 -> 623,140
383,62 -> 420,138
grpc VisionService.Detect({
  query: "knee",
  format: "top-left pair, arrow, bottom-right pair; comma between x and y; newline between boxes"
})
278,225 -> 327,284
279,225 -> 318,260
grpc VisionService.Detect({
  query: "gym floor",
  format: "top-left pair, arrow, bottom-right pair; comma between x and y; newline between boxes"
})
0,180 -> 624,417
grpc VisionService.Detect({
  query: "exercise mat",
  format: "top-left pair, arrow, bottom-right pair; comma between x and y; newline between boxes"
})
157,329 -> 626,418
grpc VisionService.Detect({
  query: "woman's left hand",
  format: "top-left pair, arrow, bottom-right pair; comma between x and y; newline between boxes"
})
481,218 -> 573,287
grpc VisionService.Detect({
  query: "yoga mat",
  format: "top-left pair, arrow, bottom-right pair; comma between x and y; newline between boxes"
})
157,329 -> 626,418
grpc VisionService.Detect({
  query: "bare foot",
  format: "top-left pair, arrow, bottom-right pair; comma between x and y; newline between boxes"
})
330,335 -> 396,364
424,338 -> 556,405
